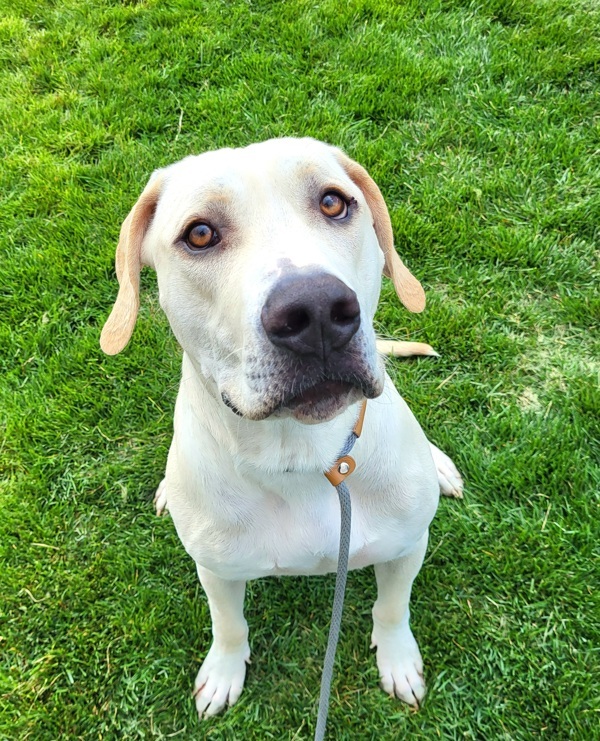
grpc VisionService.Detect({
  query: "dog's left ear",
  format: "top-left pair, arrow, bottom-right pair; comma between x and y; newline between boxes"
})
334,150 -> 426,313
100,171 -> 163,355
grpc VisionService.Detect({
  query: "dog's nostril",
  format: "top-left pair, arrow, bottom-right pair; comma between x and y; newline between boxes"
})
331,299 -> 360,325
276,308 -> 310,338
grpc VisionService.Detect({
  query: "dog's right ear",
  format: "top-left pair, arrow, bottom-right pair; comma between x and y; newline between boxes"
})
100,172 -> 163,355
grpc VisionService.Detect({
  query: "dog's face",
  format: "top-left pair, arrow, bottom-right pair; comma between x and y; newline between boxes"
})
101,138 -> 425,423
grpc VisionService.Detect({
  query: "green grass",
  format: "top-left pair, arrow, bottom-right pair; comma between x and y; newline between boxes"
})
1,0 -> 598,738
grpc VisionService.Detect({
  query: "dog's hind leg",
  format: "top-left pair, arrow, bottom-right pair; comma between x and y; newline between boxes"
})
371,531 -> 429,708
429,443 -> 463,498
193,566 -> 250,720
153,478 -> 169,515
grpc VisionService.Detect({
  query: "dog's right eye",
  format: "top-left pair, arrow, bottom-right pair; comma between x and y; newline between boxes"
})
185,223 -> 220,251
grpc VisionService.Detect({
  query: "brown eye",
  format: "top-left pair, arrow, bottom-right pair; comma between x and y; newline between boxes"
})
185,223 -> 219,251
320,192 -> 348,219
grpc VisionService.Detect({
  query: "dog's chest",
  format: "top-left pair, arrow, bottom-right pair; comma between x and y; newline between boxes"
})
176,471 -> 423,580
168,384 -> 439,581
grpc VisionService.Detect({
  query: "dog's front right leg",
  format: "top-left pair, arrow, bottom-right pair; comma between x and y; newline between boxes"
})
193,565 -> 250,719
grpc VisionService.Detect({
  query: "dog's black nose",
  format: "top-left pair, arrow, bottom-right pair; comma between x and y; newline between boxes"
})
261,270 -> 360,360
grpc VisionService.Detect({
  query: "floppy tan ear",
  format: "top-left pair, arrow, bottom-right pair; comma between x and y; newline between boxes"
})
334,150 -> 426,313
100,173 -> 163,355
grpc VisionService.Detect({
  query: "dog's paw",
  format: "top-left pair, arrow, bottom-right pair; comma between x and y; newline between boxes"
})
429,443 -> 464,498
153,478 -> 169,516
371,623 -> 426,708
193,643 -> 250,719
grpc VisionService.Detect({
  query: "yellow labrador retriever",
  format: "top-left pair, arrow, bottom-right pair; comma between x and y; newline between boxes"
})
100,138 -> 463,720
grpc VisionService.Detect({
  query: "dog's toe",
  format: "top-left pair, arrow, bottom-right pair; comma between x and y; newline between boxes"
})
429,443 -> 464,498
380,659 -> 426,707
153,478 -> 169,516
373,623 -> 426,708
193,644 -> 249,720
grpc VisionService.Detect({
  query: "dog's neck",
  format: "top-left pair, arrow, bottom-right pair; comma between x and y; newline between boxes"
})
179,352 -> 360,474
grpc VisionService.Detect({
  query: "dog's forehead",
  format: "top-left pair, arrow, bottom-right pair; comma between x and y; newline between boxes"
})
160,138 -> 347,208
241,136 -> 339,171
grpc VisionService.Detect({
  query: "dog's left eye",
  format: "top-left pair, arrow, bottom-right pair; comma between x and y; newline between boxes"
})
320,192 -> 348,220
185,222 -> 220,251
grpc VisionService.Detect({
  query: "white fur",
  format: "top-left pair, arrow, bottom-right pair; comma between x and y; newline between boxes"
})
102,138 -> 463,721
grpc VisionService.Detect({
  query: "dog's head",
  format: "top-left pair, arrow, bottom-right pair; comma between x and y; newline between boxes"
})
101,138 -> 425,423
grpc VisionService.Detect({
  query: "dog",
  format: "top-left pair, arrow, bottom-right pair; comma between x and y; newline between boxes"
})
100,137 -> 463,720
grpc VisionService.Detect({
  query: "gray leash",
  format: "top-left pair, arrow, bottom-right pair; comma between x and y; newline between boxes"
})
314,402 -> 366,741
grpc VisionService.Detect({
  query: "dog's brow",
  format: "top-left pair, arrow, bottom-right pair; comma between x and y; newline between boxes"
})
170,183 -> 238,228
192,182 -> 236,204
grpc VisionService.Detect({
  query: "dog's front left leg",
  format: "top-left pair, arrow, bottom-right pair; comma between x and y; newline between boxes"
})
194,565 -> 250,719
371,531 -> 429,708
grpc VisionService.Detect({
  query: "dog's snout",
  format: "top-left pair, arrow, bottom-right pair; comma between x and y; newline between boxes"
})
261,271 -> 360,359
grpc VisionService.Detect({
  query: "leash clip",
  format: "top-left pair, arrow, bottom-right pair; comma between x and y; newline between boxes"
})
325,455 -> 356,486
323,401 -> 367,487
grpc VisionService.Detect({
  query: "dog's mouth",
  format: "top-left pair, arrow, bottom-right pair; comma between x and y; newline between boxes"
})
221,345 -> 385,423
287,379 -> 354,408
284,379 -> 357,423
222,378 -> 371,423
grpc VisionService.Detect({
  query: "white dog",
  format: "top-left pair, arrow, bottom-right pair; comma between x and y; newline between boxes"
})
100,138 -> 463,720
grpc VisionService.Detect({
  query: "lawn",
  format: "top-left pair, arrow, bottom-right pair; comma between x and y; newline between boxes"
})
1,0 -> 598,738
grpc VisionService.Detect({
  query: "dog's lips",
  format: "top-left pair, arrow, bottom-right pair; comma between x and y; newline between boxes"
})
283,379 -> 359,423
221,380 -> 358,421
286,380 -> 354,409
222,357 -> 385,422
